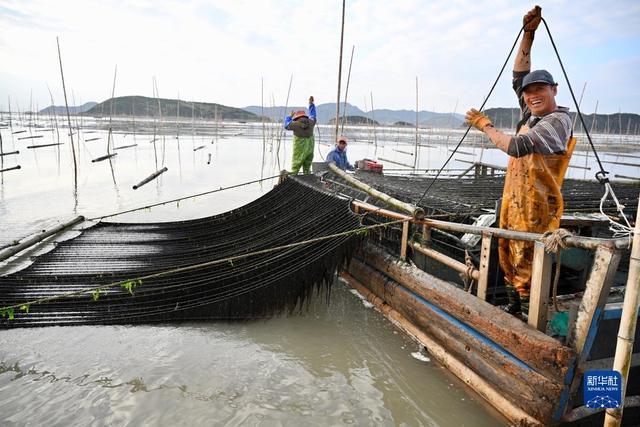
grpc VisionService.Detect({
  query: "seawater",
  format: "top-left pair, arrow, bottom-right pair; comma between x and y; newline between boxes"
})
1,116 -> 636,426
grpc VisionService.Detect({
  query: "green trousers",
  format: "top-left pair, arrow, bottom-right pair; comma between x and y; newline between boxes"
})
291,135 -> 315,174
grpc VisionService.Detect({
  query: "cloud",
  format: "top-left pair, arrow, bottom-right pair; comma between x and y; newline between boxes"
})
0,0 -> 638,114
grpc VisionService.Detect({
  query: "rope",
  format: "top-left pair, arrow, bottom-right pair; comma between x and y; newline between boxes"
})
89,174 -> 282,221
539,17 -> 633,239
541,228 -> 573,254
600,182 -> 634,244
464,249 -> 476,293
541,228 -> 572,312
0,219 -> 404,313
414,26 -> 525,206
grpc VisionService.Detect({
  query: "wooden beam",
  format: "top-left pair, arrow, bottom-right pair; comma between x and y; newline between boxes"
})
400,220 -> 409,260
342,266 -> 552,425
565,246 -> 622,416
359,242 -> 575,379
569,246 -> 622,356
528,242 -> 553,332
477,233 -> 492,301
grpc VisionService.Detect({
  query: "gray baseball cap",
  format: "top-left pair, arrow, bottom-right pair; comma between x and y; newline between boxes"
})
522,69 -> 557,90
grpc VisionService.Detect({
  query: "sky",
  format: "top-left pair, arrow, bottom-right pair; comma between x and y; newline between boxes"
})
1,0 -> 639,114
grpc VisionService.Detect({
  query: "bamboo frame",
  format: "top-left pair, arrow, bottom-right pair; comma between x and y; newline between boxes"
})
351,200 -> 629,250
329,164 -> 425,218
411,241 -> 479,281
604,198 -> 640,426
0,216 -> 85,261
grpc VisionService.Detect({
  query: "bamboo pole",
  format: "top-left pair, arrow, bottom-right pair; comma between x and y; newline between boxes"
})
414,76 -> 419,169
410,241 -> 480,280
0,165 -> 21,173
340,45 -> 355,134
0,127 -> 3,169
91,153 -> 117,162
27,143 -> 63,149
328,163 -> 424,218
351,199 -> 630,251
56,36 -> 78,185
604,197 -> 640,426
133,167 -> 168,190
571,82 -> 587,132
0,215 -> 85,261
334,0 -> 346,142
370,92 -> 377,149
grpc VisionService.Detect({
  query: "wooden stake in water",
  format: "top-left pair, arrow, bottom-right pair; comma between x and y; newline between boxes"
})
107,64 -> 117,154
571,81 -> 587,132
370,92 -> 377,151
341,45 -> 355,135
261,76 -> 266,179
583,100 -> 598,179
414,76 -> 419,169
334,0 -> 346,142
56,36 -> 78,185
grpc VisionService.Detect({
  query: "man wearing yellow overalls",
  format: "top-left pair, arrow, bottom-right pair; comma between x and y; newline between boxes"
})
465,6 -> 575,315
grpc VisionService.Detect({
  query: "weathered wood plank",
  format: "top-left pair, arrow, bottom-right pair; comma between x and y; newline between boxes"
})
359,242 -> 575,379
477,233 -> 492,301
348,257 -> 563,422
528,242 -> 553,331
342,268 -> 547,426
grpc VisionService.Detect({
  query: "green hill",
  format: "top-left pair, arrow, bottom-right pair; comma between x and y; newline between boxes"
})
327,115 -> 379,125
483,107 -> 640,134
85,96 -> 260,121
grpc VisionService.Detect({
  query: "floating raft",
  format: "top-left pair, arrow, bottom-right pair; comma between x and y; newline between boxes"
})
332,172 -> 639,219
0,177 -> 360,327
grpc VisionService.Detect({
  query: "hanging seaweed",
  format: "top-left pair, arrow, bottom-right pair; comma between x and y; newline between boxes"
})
0,178 -> 363,327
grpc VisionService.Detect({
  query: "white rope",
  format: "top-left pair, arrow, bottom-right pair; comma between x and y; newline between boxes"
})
599,182 -> 634,246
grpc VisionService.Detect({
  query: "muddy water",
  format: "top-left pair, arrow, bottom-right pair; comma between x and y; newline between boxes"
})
1,116 -> 635,425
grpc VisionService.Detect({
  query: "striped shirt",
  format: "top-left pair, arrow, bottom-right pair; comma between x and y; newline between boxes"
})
508,71 -> 571,158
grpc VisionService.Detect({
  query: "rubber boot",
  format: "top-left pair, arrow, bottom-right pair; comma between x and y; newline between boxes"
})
504,283 -> 521,315
520,295 -> 530,317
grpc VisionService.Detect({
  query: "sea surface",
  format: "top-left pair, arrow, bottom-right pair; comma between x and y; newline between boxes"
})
0,115 -> 638,426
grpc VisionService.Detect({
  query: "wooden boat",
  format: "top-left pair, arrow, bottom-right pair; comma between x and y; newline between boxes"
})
322,164 -> 639,426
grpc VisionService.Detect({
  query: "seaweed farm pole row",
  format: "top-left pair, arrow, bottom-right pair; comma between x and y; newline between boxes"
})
334,0 -> 346,142
56,36 -> 78,185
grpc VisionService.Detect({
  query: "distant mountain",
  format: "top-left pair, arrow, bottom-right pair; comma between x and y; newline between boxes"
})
39,102 -> 97,115
328,116 -> 379,125
484,107 -> 640,133
85,96 -> 260,121
243,102 -> 465,128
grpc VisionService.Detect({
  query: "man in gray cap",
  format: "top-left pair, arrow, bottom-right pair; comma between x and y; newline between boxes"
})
465,6 -> 574,316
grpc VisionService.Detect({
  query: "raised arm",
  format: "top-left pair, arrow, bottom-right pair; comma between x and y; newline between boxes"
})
514,6 -> 541,73
308,96 -> 316,122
